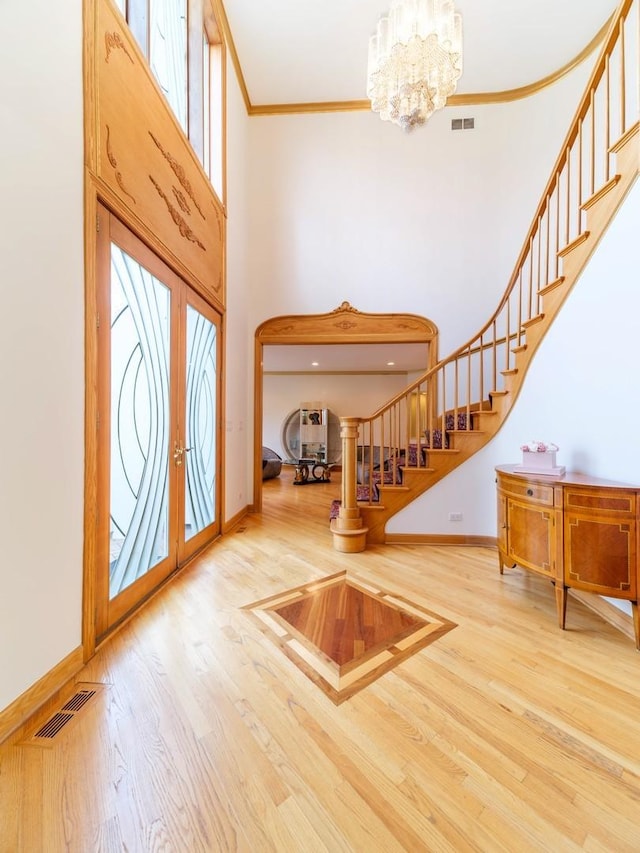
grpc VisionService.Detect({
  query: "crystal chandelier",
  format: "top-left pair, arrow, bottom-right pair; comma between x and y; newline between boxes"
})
367,0 -> 463,132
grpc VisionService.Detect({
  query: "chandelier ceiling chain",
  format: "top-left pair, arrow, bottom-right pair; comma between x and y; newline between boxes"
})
367,0 -> 463,132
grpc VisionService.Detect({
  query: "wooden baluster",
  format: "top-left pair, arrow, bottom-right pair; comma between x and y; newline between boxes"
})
578,117 -> 584,213
605,53 -> 611,182
536,220 -> 542,313
589,91 -> 595,199
545,203 -> 550,287
505,296 -> 511,373
555,178 -> 560,279
528,236 -> 534,319
620,16 -> 626,136
492,320 -> 497,394
478,336 -> 484,407
565,150 -> 571,247
466,348 -> 472,427
517,269 -> 523,346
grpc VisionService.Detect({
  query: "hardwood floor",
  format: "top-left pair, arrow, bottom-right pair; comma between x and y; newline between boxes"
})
2,472 -> 640,851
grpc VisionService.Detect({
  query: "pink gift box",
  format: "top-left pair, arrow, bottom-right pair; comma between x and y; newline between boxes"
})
515,449 -> 565,477
522,450 -> 557,469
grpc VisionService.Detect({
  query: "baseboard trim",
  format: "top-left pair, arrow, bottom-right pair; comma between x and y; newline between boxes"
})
385,533 -> 498,547
569,588 -> 635,642
0,645 -> 84,745
222,505 -> 250,534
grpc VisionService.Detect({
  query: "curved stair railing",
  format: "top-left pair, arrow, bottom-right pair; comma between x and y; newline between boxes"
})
331,0 -> 639,551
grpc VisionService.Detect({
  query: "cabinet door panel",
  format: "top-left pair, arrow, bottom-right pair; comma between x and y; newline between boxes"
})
565,514 -> 637,597
508,500 -> 554,576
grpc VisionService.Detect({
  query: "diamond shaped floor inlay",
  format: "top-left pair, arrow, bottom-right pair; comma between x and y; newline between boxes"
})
243,571 -> 457,703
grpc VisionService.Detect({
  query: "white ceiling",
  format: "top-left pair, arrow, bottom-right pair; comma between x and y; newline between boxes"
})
263,343 -> 430,373
223,0 -> 617,106
232,0 -> 617,373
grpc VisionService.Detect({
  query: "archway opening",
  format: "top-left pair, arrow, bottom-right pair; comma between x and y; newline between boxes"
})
253,302 -> 439,511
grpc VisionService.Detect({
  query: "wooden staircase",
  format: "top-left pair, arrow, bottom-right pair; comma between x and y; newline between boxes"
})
331,0 -> 639,551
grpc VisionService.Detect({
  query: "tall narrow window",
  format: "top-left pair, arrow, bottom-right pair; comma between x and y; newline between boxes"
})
207,38 -> 223,199
120,0 -> 224,200
202,30 -> 211,175
150,0 -> 188,133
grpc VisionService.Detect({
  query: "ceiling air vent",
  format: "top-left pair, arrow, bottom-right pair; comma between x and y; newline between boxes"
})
451,117 -> 475,130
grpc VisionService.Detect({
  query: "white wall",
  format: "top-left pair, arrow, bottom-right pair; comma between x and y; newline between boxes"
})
245,62 -> 592,355
262,372 -> 410,459
224,57 -> 254,519
0,4 -> 85,711
389,181 -> 640,560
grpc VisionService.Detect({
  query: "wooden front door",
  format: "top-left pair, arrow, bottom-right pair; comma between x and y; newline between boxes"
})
95,204 -> 221,639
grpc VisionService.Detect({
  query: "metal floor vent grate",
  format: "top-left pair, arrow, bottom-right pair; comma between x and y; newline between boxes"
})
34,711 -> 75,739
21,683 -> 107,748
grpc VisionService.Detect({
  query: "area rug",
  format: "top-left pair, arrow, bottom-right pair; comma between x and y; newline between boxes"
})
242,571 -> 456,704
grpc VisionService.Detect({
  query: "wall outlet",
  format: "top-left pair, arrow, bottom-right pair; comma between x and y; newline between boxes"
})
448,512 -> 463,522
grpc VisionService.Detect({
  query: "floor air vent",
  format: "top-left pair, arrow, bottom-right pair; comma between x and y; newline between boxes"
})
33,711 -> 75,739
21,683 -> 107,748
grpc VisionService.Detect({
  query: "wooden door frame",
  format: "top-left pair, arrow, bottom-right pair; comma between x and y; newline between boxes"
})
84,197 -> 225,658
253,302 -> 439,512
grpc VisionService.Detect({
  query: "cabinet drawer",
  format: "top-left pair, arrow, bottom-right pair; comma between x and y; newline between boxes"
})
497,475 -> 554,506
564,487 -> 636,517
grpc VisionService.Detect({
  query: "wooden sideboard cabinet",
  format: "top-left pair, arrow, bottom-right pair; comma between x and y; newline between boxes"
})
496,465 -> 639,649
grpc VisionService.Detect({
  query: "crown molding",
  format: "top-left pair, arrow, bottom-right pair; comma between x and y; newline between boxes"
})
218,4 -> 611,118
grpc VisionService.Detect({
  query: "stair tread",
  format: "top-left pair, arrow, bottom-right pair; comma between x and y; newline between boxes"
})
558,230 -> 590,257
521,313 -> 545,329
581,175 -> 621,211
538,275 -> 566,297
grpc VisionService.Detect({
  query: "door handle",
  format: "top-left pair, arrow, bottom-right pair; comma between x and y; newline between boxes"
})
174,444 -> 193,466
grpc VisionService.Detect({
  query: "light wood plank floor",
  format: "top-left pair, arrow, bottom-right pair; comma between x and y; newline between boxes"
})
2,473 -> 640,852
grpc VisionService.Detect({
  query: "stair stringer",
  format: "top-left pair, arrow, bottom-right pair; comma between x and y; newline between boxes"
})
358,122 -> 639,545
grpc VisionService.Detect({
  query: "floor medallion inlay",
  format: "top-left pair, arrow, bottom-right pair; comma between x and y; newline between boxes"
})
243,571 -> 456,703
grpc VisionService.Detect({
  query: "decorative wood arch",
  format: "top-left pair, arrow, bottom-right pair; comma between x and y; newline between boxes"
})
253,302 -> 439,512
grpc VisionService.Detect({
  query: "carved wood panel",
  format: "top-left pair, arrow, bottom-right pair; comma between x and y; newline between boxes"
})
91,0 -> 225,308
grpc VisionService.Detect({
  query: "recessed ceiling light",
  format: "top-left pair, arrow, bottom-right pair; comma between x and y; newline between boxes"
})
387,361 -> 395,366
311,361 -> 319,366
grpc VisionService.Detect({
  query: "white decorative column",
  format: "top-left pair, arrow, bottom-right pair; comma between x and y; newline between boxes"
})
330,417 -> 369,552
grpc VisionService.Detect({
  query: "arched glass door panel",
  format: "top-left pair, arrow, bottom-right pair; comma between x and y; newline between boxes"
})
179,292 -> 220,563
109,246 -> 171,598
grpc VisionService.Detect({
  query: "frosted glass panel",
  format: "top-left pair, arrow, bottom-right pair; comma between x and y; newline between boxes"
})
110,246 -> 171,598
150,0 -> 188,132
184,305 -> 216,539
